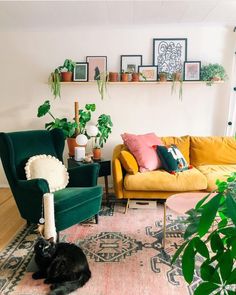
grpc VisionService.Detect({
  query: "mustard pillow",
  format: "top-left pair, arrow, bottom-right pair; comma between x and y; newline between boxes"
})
119,151 -> 139,174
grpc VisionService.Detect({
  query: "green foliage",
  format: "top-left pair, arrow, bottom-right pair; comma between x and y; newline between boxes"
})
37,100 -> 77,139
96,72 -> 108,100
95,114 -> 113,148
201,63 -> 227,86
48,59 -> 76,99
172,172 -> 236,294
79,104 -> 96,134
37,101 -> 113,147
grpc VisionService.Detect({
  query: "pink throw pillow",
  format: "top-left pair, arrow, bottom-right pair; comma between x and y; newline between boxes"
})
121,133 -> 164,172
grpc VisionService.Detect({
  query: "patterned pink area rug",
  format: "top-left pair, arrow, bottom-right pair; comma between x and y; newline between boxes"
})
2,203 -> 200,295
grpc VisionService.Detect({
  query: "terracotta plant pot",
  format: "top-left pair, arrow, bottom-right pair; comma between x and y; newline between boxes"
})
93,148 -> 101,160
109,72 -> 119,82
67,138 -> 78,157
159,73 -> 167,82
61,71 -> 73,82
172,72 -> 181,81
121,73 -> 129,82
132,73 -> 140,82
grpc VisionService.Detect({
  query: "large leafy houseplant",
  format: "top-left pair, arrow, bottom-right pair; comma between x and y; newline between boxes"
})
172,173 -> 236,294
48,59 -> 76,99
201,63 -> 227,86
95,114 -> 113,148
37,101 -> 96,139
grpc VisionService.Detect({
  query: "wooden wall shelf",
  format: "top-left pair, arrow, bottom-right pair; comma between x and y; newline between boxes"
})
60,81 -> 224,85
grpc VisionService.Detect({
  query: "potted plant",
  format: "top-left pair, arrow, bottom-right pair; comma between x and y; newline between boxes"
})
48,59 -> 76,99
92,114 -> 113,160
158,72 -> 168,82
201,63 -> 227,86
121,71 -> 129,82
172,172 -> 236,294
95,72 -> 108,100
171,71 -> 183,100
109,72 -> 119,82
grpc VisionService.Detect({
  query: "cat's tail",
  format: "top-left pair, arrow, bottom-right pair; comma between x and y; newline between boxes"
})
49,269 -> 91,295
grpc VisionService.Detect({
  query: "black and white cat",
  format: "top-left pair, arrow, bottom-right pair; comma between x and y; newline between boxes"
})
32,237 -> 91,295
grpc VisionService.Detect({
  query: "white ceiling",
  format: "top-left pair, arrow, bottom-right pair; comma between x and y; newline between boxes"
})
0,0 -> 235,30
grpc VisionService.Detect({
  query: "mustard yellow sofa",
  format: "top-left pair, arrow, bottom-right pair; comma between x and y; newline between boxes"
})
112,136 -> 236,201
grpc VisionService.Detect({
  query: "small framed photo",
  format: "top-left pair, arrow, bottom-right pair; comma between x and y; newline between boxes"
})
73,62 -> 88,82
86,56 -> 107,81
183,61 -> 201,81
120,55 -> 142,73
138,65 -> 158,81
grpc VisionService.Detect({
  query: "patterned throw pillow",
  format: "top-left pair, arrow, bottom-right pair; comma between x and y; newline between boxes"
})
156,144 -> 190,174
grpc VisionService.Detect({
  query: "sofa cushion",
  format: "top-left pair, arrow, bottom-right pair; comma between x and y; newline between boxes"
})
156,144 -> 189,173
196,165 -> 236,191
119,150 -> 139,175
124,167 -> 207,191
190,136 -> 236,166
121,132 -> 164,172
161,135 -> 190,163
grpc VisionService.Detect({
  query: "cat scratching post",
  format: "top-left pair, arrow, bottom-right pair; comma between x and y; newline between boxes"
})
43,193 -> 57,242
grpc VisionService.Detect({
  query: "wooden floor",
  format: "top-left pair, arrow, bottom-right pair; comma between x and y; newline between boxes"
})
0,188 -> 26,251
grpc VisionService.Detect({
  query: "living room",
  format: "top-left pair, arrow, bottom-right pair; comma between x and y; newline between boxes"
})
0,1 -> 236,294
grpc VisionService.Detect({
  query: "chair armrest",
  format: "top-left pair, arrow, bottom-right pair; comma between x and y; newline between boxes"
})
17,178 -> 50,194
67,163 -> 100,187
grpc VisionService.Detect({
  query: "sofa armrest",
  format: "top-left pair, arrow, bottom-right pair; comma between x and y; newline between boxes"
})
67,163 -> 100,187
112,158 -> 124,198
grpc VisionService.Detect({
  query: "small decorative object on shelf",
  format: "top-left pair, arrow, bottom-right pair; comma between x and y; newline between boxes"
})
121,71 -> 129,82
171,71 -> 183,100
109,72 -> 119,82
158,72 -> 168,82
200,63 -> 227,85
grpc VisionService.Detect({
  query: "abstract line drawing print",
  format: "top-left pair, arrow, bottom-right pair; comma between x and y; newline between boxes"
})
153,39 -> 187,77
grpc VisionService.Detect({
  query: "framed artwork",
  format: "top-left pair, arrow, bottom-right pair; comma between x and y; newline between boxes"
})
86,56 -> 107,81
153,38 -> 187,78
73,62 -> 88,82
138,65 -> 158,81
120,55 -> 142,73
183,61 -> 201,81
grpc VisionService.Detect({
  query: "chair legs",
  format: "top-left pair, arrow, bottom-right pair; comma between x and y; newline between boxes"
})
125,199 -> 130,214
95,214 -> 99,224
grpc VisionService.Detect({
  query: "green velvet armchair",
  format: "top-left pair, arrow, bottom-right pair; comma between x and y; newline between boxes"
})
0,129 -> 103,232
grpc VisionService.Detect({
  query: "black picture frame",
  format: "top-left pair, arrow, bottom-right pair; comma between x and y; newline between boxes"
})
153,38 -> 187,79
138,65 -> 158,81
183,61 -> 201,81
86,56 -> 107,81
73,62 -> 88,82
120,55 -> 143,73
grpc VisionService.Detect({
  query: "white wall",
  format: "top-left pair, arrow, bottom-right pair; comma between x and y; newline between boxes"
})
0,24 -> 234,186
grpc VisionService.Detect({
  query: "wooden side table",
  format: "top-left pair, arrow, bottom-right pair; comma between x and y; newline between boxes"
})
67,158 -> 111,203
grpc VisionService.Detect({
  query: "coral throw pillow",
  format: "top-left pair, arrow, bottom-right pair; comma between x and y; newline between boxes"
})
25,155 -> 69,192
121,132 -> 164,172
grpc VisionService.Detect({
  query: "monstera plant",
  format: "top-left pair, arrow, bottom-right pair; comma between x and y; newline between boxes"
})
172,173 -> 236,294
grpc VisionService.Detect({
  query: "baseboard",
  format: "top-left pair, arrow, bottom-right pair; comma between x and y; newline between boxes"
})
0,183 -> 9,188
129,200 -> 157,209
